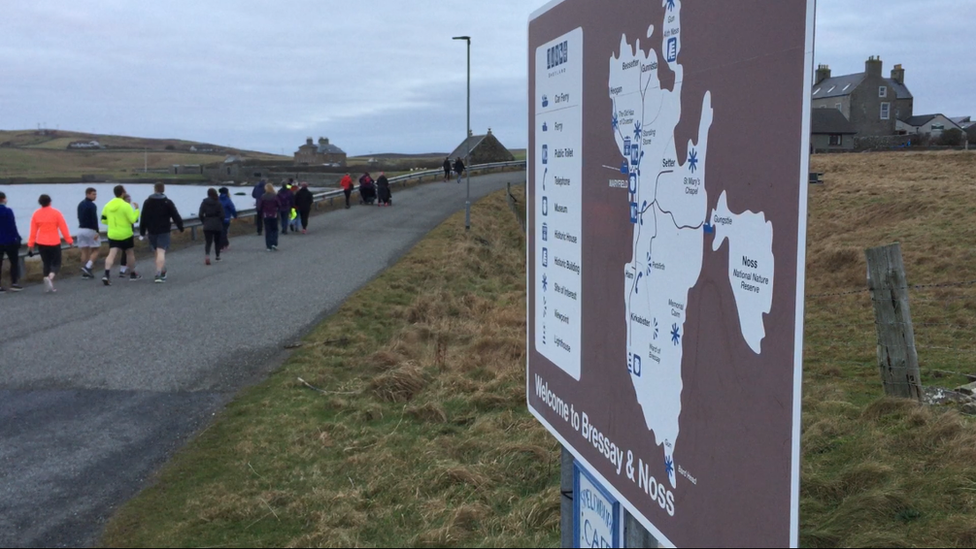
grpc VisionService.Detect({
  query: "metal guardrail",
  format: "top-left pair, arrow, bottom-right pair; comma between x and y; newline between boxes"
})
12,160 -> 526,269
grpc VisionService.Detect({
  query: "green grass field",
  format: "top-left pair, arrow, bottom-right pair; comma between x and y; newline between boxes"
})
0,130 -> 286,180
98,149 -> 976,548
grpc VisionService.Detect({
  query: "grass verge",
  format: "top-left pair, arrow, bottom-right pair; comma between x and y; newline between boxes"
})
101,184 -> 562,548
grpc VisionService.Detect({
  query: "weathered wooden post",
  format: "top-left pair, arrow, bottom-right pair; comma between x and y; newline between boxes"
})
865,243 -> 923,400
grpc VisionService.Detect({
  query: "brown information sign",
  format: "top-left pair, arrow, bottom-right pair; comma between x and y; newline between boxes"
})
526,1 -> 814,546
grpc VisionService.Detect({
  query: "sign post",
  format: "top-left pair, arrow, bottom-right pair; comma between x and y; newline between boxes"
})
527,1 -> 814,546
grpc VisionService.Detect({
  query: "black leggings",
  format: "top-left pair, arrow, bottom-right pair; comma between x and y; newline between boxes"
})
299,208 -> 310,229
204,230 -> 221,257
38,244 -> 62,277
343,188 -> 352,207
1,244 -> 19,284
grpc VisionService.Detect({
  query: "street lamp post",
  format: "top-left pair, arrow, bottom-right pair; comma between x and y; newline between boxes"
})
453,35 -> 471,230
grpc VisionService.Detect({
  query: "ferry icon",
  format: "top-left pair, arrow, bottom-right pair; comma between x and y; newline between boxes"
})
542,95 -> 549,108
542,122 -> 548,132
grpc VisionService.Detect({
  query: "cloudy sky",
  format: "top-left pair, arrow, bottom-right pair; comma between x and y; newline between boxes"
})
1,1 -> 972,156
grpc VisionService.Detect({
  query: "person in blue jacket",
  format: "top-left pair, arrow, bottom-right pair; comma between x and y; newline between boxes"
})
251,179 -> 266,236
0,191 -> 24,292
218,187 -> 238,251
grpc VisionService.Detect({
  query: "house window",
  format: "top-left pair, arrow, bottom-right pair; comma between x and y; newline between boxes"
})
879,85 -> 887,98
829,134 -> 843,146
931,124 -> 945,131
880,102 -> 890,120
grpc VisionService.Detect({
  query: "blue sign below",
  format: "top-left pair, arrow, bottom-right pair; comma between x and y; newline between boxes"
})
574,462 -> 622,548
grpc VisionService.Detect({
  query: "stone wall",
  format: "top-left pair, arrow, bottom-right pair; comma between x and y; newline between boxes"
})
853,134 -> 913,151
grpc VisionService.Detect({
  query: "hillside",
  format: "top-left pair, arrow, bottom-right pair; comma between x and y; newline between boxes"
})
0,129 -> 287,181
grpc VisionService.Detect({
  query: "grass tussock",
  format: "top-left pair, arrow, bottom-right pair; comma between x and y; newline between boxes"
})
100,183 -> 560,548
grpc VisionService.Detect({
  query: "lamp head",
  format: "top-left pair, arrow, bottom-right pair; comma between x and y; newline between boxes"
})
452,36 -> 471,42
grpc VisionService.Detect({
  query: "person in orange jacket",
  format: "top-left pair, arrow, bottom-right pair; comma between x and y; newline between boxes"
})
27,194 -> 73,293
340,173 -> 354,209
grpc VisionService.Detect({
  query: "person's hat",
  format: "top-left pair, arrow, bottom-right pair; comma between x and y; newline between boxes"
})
219,187 -> 229,195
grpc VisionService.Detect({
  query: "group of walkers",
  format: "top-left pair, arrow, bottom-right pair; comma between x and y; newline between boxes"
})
344,172 -> 393,207
0,183 -> 246,292
251,178 -> 314,251
443,156 -> 466,183
1,168 -> 424,292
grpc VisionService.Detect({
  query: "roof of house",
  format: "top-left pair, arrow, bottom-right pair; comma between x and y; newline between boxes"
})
903,114 -> 938,127
950,116 -> 971,125
298,141 -> 346,155
812,73 -> 912,100
902,114 -> 965,131
316,143 -> 345,155
811,108 -> 857,134
448,134 -> 489,159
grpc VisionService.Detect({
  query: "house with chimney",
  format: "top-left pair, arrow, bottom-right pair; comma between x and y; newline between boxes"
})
448,128 -> 515,164
812,57 -> 913,137
294,137 -> 347,166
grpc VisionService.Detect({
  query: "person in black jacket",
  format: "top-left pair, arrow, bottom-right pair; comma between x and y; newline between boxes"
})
294,182 -> 314,234
198,188 -> 225,265
442,157 -> 451,181
76,187 -> 101,278
140,183 -> 184,283
376,173 -> 392,206
453,157 -> 465,184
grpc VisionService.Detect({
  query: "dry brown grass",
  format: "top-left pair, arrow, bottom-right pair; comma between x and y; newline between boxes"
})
801,150 -> 976,547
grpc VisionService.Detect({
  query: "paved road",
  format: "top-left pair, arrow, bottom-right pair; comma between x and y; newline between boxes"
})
0,172 -> 523,548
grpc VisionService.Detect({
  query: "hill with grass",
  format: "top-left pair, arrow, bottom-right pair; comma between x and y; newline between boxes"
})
0,129 -> 287,182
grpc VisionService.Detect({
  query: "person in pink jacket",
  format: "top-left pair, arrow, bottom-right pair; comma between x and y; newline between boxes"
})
27,194 -> 73,293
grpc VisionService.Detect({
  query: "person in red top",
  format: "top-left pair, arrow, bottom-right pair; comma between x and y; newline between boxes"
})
27,194 -> 73,293
340,173 -> 354,209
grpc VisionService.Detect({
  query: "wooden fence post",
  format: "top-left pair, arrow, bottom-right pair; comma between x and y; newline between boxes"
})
865,243 -> 923,400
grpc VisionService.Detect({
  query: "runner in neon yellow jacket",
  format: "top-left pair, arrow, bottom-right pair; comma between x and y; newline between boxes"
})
101,196 -> 139,240
100,186 -> 141,285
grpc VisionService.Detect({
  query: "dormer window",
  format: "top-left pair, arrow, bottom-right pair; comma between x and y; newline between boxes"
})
879,86 -> 887,98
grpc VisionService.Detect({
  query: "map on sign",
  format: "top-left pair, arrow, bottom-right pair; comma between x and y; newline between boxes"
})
527,0 -> 812,546
612,1 -> 775,489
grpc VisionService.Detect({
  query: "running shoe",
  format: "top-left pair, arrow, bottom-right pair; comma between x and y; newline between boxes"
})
10,284 -> 22,291
215,256 -> 222,262
128,272 -> 142,281
102,276 -> 111,286
161,271 -> 167,281
272,245 -> 278,251
205,257 -> 211,266
81,266 -> 94,278
154,276 -> 162,284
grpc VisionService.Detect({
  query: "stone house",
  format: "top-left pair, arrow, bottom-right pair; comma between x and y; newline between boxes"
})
448,128 -> 515,164
811,57 -> 913,137
810,108 -> 856,152
294,137 -> 347,166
